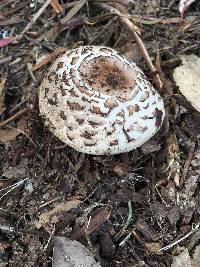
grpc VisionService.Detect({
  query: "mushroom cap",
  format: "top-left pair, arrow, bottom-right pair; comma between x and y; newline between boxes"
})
39,46 -> 165,155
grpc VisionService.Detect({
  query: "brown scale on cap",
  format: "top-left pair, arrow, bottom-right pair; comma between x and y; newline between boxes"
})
67,102 -> 84,111
127,104 -> 140,116
56,62 -> 64,71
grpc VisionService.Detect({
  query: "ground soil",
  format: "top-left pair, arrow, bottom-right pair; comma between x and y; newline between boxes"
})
0,0 -> 200,266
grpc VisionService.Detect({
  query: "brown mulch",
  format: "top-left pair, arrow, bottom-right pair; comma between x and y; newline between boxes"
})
0,0 -> 200,266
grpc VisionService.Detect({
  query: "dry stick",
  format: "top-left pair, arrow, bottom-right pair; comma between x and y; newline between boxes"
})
60,0 -> 87,25
0,108 -> 27,127
18,0 -> 53,39
7,125 -> 36,147
31,47 -> 67,71
96,2 -> 163,89
96,2 -> 140,33
132,31 -> 163,89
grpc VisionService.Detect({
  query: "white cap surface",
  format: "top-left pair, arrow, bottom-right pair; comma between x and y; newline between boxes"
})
39,46 -> 165,155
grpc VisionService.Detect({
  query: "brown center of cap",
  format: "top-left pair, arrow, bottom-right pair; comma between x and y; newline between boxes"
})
79,56 -> 136,100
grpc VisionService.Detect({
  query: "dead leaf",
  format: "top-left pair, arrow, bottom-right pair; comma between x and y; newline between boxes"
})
0,119 -> 26,144
172,245 -> 200,267
0,78 -> 6,116
173,54 -> 200,112
34,199 -> 82,228
141,139 -> 161,154
53,237 -> 101,267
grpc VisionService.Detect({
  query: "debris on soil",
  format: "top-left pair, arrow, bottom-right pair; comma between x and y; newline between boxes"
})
0,78 -> 6,116
0,0 -> 200,266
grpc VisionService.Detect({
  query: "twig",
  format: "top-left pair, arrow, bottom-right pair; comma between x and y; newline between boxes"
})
132,30 -> 163,88
157,224 -> 200,252
0,108 -> 27,127
40,0 -> 87,42
19,0 -> 52,38
50,0 -> 63,13
27,63 -> 36,82
96,2 -> 140,33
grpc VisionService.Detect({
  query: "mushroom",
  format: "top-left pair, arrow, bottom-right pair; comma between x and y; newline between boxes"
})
39,46 -> 165,155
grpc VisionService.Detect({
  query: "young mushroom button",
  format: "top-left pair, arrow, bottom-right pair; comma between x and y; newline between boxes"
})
39,46 -> 165,155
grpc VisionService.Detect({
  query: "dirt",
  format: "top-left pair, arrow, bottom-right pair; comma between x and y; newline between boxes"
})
0,0 -> 200,266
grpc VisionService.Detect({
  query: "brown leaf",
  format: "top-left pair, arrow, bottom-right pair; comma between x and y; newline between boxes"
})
167,205 -> 180,225
34,199 -> 82,229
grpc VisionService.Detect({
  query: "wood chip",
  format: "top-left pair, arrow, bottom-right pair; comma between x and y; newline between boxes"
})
70,207 -> 111,240
31,47 -> 67,71
50,0 -> 64,13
